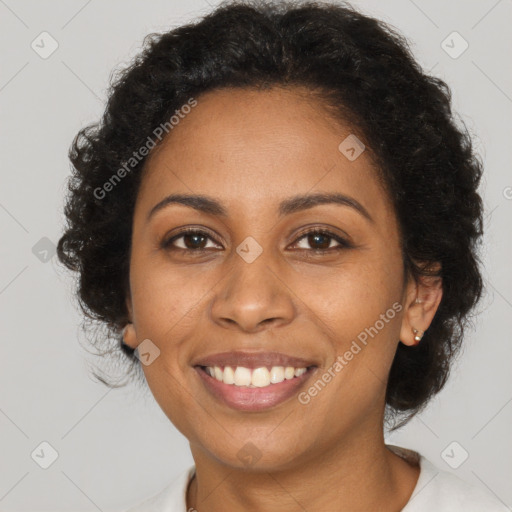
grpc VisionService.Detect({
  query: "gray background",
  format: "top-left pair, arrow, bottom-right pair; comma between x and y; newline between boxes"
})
0,0 -> 511,510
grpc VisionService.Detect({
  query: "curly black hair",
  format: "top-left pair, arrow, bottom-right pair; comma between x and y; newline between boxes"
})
57,0 -> 484,427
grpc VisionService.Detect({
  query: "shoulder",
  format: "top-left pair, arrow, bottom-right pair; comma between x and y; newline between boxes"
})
402,453 -> 509,512
125,465 -> 195,512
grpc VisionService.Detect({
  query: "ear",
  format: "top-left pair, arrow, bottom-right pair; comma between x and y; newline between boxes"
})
122,296 -> 138,349
399,263 -> 443,347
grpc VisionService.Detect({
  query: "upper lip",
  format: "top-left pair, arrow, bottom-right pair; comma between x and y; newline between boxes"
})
192,351 -> 318,369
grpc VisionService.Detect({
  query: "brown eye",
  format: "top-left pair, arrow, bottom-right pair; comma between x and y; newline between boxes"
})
179,232 -> 208,250
162,229 -> 220,251
161,227 -> 351,254
305,232 -> 332,250
291,229 -> 351,252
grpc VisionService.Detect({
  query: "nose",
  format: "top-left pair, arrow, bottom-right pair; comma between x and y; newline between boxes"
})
210,247 -> 296,333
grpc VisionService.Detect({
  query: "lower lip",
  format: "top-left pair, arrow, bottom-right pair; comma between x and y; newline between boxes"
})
194,366 -> 316,412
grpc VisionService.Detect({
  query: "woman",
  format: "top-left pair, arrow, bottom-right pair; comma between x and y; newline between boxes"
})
56,1 -> 507,510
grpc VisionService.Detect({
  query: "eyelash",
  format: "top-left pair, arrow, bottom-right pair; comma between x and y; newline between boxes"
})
161,227 -> 352,255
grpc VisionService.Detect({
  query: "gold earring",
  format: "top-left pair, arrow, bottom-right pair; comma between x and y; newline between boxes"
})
412,328 -> 424,344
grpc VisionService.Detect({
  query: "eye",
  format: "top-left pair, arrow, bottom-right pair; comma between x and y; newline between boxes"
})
161,228 -> 220,252
290,228 -> 352,253
161,227 -> 352,254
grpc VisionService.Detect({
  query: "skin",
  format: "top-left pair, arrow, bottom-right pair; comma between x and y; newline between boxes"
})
123,86 -> 443,511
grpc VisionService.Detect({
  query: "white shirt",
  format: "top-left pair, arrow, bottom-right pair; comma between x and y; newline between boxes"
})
126,446 -> 509,511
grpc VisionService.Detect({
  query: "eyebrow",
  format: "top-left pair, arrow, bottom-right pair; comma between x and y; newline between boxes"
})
146,192 -> 373,223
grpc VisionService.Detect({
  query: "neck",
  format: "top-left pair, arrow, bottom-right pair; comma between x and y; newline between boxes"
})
186,422 -> 419,512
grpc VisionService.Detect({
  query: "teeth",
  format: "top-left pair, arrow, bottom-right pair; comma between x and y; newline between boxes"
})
270,366 -> 285,383
204,365 -> 308,387
223,366 -> 235,384
284,366 -> 295,379
214,366 -> 223,381
234,366 -> 252,386
251,367 -> 270,387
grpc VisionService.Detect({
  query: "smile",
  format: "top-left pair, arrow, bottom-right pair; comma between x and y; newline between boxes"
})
203,365 -> 308,387
194,364 -> 317,411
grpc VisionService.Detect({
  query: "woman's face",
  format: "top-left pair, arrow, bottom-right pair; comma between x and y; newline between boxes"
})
124,86 -> 418,470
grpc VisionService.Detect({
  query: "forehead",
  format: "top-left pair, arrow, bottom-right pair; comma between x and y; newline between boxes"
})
137,86 -> 390,220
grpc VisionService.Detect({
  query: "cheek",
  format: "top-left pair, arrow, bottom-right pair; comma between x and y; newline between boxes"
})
128,254 -> 213,400
302,254 -> 403,335
298,253 -> 404,401
129,251 -> 206,335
